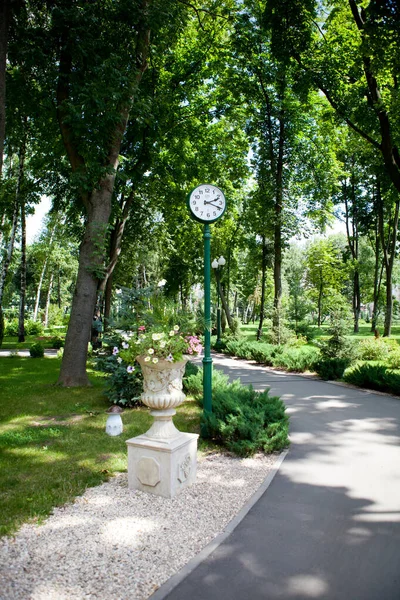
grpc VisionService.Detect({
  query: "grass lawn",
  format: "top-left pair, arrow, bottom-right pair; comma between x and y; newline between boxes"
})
1,335 -> 62,350
239,322 -> 400,343
0,356 -> 202,537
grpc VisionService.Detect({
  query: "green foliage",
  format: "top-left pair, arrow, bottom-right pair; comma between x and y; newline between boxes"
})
0,307 -> 4,348
221,337 -> 319,373
29,342 -> 44,358
5,319 -> 19,337
317,303 -> 356,362
25,320 -> 44,336
185,367 -> 289,456
272,347 -> 320,372
183,360 -> 200,392
357,338 -> 390,361
314,357 -> 351,381
201,381 -> 289,457
94,352 -> 143,408
386,348 -> 400,370
344,365 -> 400,396
51,336 -> 64,350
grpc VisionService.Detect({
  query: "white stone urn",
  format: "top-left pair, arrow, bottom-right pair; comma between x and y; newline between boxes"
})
137,356 -> 188,440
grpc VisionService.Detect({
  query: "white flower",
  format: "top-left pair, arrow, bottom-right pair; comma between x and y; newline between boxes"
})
152,357 -> 159,364
152,333 -> 162,341
117,357 -> 122,364
169,330 -> 175,337
122,342 -> 129,349
173,325 -> 179,331
144,356 -> 151,362
166,354 -> 174,362
112,347 -> 119,355
127,365 -> 134,373
160,341 -> 166,348
148,348 -> 154,355
157,279 -> 167,287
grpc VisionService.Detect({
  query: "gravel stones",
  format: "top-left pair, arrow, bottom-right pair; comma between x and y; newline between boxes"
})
0,452 -> 276,600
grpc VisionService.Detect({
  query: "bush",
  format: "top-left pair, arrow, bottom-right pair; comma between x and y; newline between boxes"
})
272,347 -> 320,372
344,364 -> 400,395
201,379 -> 289,456
30,342 -> 44,358
51,336 -> 64,349
386,348 -> 400,369
314,357 -> 351,380
5,319 -> 19,337
94,349 -> 143,408
25,320 -> 44,336
184,367 -> 289,456
183,361 -> 200,392
357,338 -> 390,361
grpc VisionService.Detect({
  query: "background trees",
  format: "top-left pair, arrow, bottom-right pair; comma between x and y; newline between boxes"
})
1,0 -> 400,373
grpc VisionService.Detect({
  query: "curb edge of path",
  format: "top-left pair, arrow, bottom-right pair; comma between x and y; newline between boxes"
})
149,448 -> 289,600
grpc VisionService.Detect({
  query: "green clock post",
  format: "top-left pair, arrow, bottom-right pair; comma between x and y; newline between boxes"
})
187,184 -> 226,415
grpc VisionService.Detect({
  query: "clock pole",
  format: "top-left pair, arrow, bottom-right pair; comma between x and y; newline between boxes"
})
203,223 -> 212,413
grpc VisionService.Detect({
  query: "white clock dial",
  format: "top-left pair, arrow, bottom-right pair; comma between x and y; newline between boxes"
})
188,184 -> 226,223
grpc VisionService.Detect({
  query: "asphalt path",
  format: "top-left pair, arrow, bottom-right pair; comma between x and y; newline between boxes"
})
157,354 -> 400,600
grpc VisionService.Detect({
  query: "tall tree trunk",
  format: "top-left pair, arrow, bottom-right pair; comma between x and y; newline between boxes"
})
0,197 -> 18,304
104,270 -> 114,330
56,12 -> 150,386
377,182 -> 399,337
0,0 -> 10,178
33,226 -> 56,321
317,276 -> 323,328
257,235 -> 267,341
44,272 -> 54,327
273,99 -> 285,332
214,268 -> 233,332
18,181 -> 26,342
58,180 -> 114,386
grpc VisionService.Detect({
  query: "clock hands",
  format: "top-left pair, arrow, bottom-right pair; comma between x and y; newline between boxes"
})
204,196 -> 222,210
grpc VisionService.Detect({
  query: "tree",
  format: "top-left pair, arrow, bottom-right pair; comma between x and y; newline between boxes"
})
305,238 -> 346,327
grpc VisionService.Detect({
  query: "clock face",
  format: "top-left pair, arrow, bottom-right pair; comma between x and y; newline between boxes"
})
187,184 -> 226,223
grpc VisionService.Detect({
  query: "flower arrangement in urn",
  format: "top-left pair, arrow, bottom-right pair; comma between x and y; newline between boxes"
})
120,325 -> 203,368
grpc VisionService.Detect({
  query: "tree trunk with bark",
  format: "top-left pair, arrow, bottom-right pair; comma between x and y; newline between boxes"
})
18,150 -> 26,343
0,0 -> 10,178
0,196 -> 18,304
257,235 -> 268,341
56,11 -> 150,386
44,272 -> 54,327
58,179 -> 115,385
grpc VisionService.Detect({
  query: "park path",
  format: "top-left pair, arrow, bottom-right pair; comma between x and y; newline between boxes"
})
155,353 -> 400,600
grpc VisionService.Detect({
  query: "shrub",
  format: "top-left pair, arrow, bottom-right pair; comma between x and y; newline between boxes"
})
386,348 -> 400,369
5,319 -> 19,337
30,342 -> 44,358
344,364 -> 400,395
357,338 -> 390,361
315,357 -> 351,380
262,323 -> 297,346
272,347 -> 320,372
51,336 -> 64,349
94,352 -> 142,407
183,361 -> 200,392
200,379 -> 289,456
25,320 -> 44,336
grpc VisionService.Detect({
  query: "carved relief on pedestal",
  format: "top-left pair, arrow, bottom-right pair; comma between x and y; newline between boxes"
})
178,453 -> 191,483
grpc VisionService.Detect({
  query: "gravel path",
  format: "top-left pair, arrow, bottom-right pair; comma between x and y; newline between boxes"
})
0,452 -> 277,600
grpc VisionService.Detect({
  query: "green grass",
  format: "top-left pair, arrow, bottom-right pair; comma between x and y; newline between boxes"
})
239,322 -> 400,343
0,357 -> 202,537
1,335 -> 60,350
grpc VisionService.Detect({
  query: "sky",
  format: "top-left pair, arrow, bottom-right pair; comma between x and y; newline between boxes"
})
26,196 -> 52,243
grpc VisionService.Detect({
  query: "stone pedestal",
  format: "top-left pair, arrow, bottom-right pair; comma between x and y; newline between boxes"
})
126,432 -> 199,498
